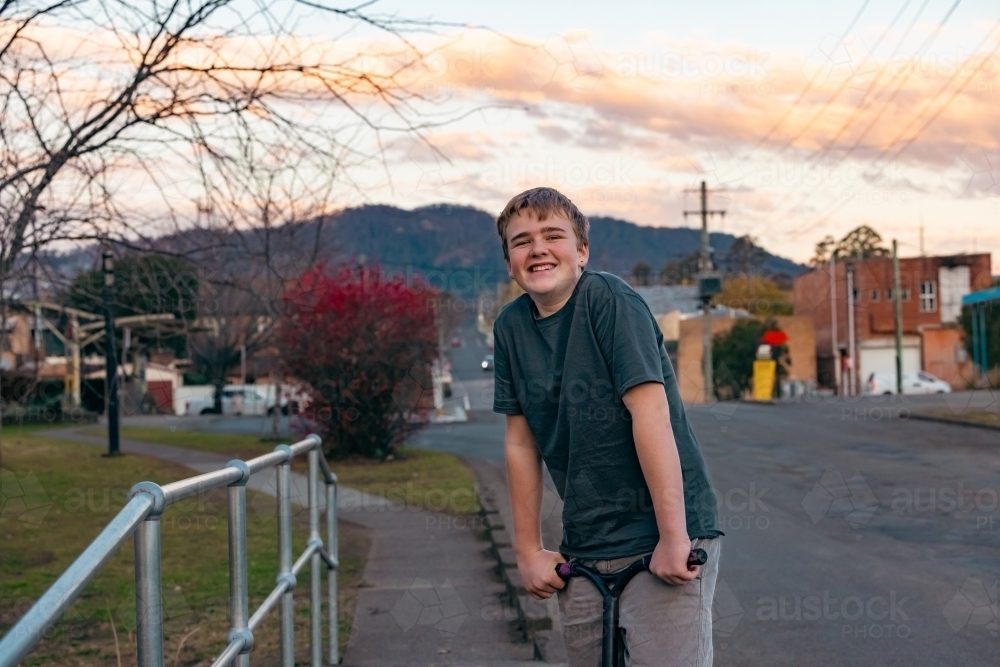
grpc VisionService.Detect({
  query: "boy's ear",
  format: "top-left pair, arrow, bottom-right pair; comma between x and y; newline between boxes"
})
578,242 -> 590,266
506,257 -> 513,279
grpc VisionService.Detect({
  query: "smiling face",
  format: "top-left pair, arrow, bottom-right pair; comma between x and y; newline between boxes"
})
505,210 -> 589,316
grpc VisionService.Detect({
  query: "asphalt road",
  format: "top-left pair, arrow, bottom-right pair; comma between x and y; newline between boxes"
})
413,318 -> 1000,666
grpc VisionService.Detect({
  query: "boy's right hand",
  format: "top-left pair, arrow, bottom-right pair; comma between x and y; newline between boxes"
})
517,548 -> 567,600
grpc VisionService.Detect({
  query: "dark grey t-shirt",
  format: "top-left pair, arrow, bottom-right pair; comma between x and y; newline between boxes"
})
493,270 -> 721,559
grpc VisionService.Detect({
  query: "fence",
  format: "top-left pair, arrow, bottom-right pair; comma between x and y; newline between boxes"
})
0,434 -> 340,667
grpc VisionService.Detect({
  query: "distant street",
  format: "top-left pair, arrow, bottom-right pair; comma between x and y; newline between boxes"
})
409,320 -> 1000,666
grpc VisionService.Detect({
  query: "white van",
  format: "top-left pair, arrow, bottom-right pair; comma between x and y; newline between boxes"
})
185,386 -> 272,415
865,371 -> 952,395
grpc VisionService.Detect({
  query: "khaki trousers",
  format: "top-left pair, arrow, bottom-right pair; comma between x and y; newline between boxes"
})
557,537 -> 721,667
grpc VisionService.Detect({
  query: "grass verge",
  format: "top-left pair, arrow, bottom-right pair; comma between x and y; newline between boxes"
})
82,426 -> 480,515
0,429 -> 370,666
914,409 -> 1000,429
82,425 -> 275,461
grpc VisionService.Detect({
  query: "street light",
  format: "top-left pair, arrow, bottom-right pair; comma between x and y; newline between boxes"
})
102,250 -> 120,457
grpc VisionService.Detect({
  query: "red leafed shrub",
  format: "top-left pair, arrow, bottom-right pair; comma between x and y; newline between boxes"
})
279,263 -> 439,458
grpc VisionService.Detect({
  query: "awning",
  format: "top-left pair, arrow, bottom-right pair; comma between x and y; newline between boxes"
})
962,286 -> 1000,307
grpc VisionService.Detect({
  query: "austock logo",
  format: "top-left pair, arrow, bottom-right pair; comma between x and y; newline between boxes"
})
115,584 -> 195,634
391,360 -> 437,416
712,579 -> 745,641
801,469 -> 878,539
951,145 -> 999,196
943,577 -> 998,637
526,35 -> 604,92
1,470 -> 52,525
391,578 -> 469,637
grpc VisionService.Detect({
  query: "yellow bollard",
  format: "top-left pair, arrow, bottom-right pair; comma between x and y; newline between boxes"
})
752,360 -> 777,401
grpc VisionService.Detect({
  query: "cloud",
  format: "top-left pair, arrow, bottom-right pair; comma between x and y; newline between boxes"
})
398,32 -> 1000,169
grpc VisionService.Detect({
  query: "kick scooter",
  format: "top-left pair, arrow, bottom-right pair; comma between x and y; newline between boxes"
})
555,548 -> 708,667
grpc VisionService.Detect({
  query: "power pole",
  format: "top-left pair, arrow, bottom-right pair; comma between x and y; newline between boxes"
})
892,240 -> 904,395
103,250 -> 120,457
846,265 -> 857,397
830,253 -> 841,394
684,181 -> 725,403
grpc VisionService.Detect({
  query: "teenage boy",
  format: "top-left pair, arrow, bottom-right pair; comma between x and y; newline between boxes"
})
492,187 -> 722,667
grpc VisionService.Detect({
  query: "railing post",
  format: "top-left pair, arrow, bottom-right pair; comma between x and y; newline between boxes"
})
130,483 -> 167,667
327,478 -> 339,665
309,447 -> 322,667
275,445 -> 295,667
226,461 -> 253,667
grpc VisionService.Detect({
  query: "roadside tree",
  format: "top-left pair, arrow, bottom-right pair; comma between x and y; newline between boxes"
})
811,226 -> 890,266
713,276 -> 792,316
723,235 -> 767,276
659,252 -> 700,285
279,264 -> 439,459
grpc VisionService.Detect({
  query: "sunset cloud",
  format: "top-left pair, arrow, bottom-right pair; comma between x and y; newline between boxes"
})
396,31 -> 1000,168
7,15 -> 998,263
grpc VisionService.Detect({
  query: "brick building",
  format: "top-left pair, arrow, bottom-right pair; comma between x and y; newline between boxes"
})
793,253 -> 992,392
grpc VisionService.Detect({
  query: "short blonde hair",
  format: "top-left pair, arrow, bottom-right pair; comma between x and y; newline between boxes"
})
496,187 -> 589,263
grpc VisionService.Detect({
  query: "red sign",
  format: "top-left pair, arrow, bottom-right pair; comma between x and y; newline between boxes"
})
761,329 -> 789,346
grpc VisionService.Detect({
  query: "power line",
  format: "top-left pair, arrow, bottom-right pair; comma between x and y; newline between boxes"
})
774,0 -> 915,156
752,0 -> 875,150
834,0 -> 965,163
782,16 -> 1000,244
811,0 -> 936,159
883,21 -> 1000,162
763,0 -> 968,234
741,0 -> 935,230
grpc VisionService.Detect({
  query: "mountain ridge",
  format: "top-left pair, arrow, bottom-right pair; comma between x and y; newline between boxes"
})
312,203 -> 806,279
39,203 -> 807,296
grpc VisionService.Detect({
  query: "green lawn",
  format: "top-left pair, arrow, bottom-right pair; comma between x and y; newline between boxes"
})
0,429 -> 370,666
83,426 -> 481,515
84,425 -> 276,460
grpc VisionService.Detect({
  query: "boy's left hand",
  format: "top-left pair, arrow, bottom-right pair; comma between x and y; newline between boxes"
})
648,535 -> 699,585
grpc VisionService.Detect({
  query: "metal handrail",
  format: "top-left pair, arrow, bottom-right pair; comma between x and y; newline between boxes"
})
0,433 -> 340,667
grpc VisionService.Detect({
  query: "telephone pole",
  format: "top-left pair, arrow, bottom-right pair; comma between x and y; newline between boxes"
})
892,240 -> 904,395
846,264 -> 857,396
102,250 -> 120,457
684,181 -> 725,403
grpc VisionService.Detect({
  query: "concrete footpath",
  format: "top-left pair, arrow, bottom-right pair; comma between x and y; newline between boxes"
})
459,457 -> 568,665
54,429 -> 545,667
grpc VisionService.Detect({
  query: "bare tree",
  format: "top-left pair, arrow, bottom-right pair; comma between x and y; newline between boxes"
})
1,0 -> 468,445
1,0 -> 460,286
191,143 -> 342,432
187,282 -> 272,413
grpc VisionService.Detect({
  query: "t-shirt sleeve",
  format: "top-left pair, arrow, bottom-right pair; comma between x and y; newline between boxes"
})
594,290 -> 665,397
492,323 -> 523,415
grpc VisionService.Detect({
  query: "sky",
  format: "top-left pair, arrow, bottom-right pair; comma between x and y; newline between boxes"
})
293,0 -> 1000,269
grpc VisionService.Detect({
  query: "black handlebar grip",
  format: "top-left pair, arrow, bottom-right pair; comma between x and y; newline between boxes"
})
688,548 -> 708,567
557,549 -> 708,579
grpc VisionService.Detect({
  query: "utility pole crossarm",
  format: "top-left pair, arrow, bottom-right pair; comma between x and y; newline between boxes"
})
13,301 -> 102,321
78,313 -> 176,333
41,318 -> 69,346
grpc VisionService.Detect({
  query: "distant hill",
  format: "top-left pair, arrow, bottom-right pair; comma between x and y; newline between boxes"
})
40,203 -> 807,298
309,204 -> 806,283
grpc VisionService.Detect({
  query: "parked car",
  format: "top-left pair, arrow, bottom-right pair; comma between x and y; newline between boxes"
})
185,386 -> 272,415
865,371 -> 952,395
482,354 -> 494,371
449,336 -> 462,348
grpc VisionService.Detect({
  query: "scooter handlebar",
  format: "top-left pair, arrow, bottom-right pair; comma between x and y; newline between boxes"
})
555,548 -> 708,580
